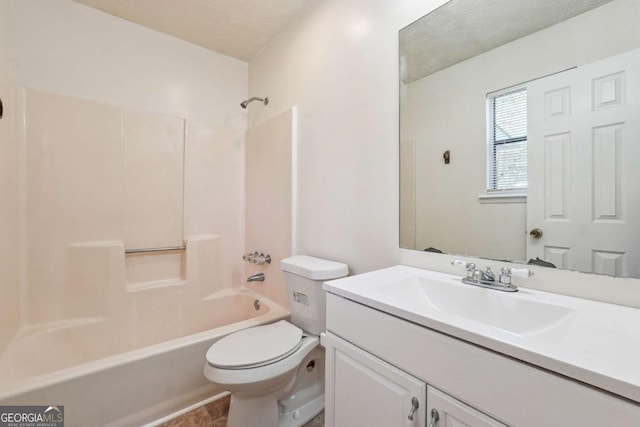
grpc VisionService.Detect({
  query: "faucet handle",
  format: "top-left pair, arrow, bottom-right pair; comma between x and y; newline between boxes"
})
451,260 -> 475,270
242,251 -> 258,262
451,260 -> 476,279
252,253 -> 272,265
499,267 -> 533,285
499,267 -> 512,285
510,268 -> 534,278
243,252 -> 272,264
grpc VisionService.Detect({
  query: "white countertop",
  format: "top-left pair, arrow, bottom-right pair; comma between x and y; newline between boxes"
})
323,265 -> 640,403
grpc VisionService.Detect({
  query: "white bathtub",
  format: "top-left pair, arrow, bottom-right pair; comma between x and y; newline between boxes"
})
0,289 -> 289,426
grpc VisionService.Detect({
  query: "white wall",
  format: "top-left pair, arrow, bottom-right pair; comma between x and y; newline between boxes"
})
249,0 -> 442,274
403,0 -> 640,261
250,0 -> 640,308
9,0 -> 247,127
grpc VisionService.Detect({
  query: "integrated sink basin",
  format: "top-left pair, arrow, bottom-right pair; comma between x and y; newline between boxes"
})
374,276 -> 573,334
323,265 -> 640,404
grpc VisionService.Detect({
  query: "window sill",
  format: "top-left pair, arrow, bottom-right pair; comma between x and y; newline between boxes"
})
478,193 -> 527,204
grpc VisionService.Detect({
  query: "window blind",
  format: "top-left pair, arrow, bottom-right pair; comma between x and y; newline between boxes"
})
488,88 -> 527,192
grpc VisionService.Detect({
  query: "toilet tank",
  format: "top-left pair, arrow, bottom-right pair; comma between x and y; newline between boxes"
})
281,255 -> 348,335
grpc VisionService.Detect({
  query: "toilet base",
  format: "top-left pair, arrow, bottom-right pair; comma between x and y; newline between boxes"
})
279,393 -> 324,427
226,392 -> 323,427
228,393 -> 279,427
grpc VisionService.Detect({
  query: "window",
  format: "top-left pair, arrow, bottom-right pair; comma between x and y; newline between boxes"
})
487,87 -> 527,193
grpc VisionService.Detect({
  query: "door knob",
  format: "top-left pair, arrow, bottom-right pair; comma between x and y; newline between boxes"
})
529,228 -> 543,239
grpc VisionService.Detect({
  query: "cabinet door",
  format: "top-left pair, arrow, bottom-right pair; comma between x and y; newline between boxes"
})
427,386 -> 508,427
325,332 -> 426,427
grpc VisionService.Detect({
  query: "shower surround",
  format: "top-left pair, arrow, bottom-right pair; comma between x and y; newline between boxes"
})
15,87 -> 245,328
0,87 -> 252,419
0,88 -> 299,425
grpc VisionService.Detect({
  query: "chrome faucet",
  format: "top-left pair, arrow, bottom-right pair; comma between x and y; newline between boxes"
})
247,273 -> 265,282
451,260 -> 531,292
481,266 -> 495,282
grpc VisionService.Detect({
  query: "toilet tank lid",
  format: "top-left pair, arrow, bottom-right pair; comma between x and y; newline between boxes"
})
281,255 -> 348,280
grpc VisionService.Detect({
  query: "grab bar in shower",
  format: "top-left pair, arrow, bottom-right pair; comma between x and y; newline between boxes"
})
124,245 -> 186,254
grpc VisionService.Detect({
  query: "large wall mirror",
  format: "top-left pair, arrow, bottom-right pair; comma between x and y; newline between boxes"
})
400,0 -> 640,278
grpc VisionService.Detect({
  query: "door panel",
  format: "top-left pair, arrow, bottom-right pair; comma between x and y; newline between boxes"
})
325,333 -> 426,427
527,48 -> 640,277
427,386 -> 508,427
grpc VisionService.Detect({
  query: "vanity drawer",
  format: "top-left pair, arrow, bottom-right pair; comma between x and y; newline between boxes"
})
326,293 -> 640,427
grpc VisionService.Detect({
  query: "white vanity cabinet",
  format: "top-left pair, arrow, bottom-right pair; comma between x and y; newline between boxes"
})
324,291 -> 640,427
325,332 -> 507,427
325,332 -> 426,427
425,387 -> 508,427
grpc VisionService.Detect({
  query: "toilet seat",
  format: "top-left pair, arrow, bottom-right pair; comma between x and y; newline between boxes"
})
206,320 -> 303,369
204,334 -> 320,390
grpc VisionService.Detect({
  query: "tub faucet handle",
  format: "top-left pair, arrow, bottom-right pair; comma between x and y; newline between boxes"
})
242,252 -> 257,262
253,253 -> 272,264
243,252 -> 271,265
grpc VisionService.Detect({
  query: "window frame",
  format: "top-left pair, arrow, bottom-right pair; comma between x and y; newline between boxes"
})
485,84 -> 528,197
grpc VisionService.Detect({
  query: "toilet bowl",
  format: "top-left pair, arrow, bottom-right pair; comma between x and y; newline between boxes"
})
205,321 -> 323,427
203,255 -> 348,427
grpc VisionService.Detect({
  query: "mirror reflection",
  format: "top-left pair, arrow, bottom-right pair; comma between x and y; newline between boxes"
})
400,0 -> 640,278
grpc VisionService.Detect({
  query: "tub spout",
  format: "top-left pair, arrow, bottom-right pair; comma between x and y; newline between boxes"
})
247,273 -> 265,282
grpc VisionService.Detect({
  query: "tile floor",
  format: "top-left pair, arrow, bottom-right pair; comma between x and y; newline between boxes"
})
162,395 -> 324,426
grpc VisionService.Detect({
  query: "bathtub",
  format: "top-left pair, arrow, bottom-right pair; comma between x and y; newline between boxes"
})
0,289 -> 289,426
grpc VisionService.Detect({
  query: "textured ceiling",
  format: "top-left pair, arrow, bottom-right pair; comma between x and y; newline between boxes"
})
73,0 -> 315,62
400,0 -> 615,83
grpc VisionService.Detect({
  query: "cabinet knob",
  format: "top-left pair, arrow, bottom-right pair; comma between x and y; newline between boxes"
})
407,397 -> 419,421
428,408 -> 440,427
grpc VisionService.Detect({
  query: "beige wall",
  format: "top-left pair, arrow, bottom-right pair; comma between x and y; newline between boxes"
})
245,108 -> 296,308
249,0 -> 640,308
21,87 -> 245,328
402,0 -> 640,262
0,0 -> 20,353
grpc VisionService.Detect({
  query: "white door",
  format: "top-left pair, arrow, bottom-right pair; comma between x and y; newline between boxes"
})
426,386 -> 508,427
324,332 -> 426,427
527,49 -> 640,277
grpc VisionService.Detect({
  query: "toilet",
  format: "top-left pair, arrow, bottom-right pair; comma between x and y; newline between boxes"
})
204,255 -> 348,427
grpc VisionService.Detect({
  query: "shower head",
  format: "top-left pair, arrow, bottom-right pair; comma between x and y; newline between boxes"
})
240,97 -> 269,109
